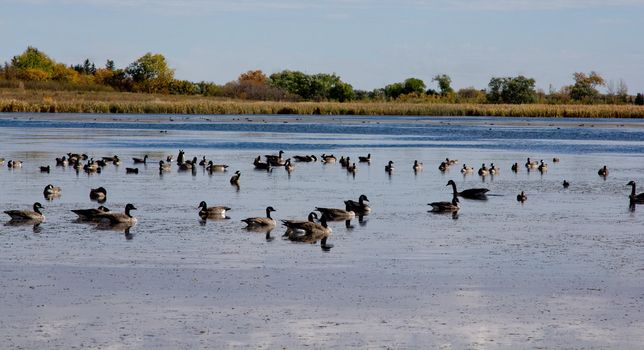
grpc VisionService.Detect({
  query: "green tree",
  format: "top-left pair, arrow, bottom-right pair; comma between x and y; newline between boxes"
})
10,46 -> 55,75
384,82 -> 405,99
570,71 -> 604,102
433,74 -> 454,95
486,76 -> 536,104
105,59 -> 115,71
402,78 -> 426,95
635,93 -> 644,106
126,53 -> 174,93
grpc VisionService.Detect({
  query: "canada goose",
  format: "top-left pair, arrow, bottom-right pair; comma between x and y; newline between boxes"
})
346,162 -> 357,174
283,213 -> 333,249
0,158 -> 4,164
166,155 -> 174,163
627,181 -> 644,204
253,156 -> 271,171
478,163 -> 489,176
56,156 -> 68,166
445,158 -> 458,165
511,163 -> 519,172
112,155 -> 121,166
90,187 -> 107,201
447,179 -> 489,200
101,155 -> 116,162
4,202 -> 45,222
177,150 -> 185,164
284,159 -> 295,173
71,205 -> 110,221
428,194 -> 459,212
438,161 -> 448,172
489,163 -> 499,175
125,167 -> 139,174
281,212 -> 319,237
96,159 -> 108,167
344,194 -> 371,215
230,171 -> 241,185
7,160 -> 23,168
339,156 -> 348,167
517,191 -> 527,202
83,159 -> 99,172
598,165 -> 608,177
461,164 -> 473,174
342,156 -> 351,168
198,201 -> 231,219
207,161 -> 229,172
358,153 -> 371,163
179,161 -> 193,171
159,160 -> 171,172
538,160 -> 548,172
563,180 -> 570,188
185,156 -> 198,166
293,155 -> 317,162
95,203 -> 137,225
315,206 -> 355,221
413,160 -> 423,171
133,155 -> 148,164
321,154 -> 336,163
385,160 -> 394,173
198,156 -> 207,166
43,184 -> 61,197
266,150 -> 286,166
39,165 -> 50,173
241,206 -> 277,228
525,158 -> 538,169
553,157 -> 560,163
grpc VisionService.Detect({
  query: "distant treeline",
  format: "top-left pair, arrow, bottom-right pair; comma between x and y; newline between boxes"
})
2,47 -> 644,106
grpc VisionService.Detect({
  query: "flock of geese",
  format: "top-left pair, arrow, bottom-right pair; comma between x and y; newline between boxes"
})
2,150 -> 643,249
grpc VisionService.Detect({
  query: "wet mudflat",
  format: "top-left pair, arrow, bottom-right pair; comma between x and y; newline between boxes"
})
0,114 -> 643,349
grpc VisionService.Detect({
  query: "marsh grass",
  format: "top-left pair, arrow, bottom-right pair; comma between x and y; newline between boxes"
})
1,88 -> 643,118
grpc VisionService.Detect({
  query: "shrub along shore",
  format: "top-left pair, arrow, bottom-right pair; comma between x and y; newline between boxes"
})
1,89 -> 643,118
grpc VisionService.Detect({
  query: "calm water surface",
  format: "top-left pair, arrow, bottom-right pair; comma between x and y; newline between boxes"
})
0,113 -> 642,349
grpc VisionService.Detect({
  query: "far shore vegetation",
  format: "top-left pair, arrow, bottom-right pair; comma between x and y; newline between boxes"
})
1,47 -> 643,118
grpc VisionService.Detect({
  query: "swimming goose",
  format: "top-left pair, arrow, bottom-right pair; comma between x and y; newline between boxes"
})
339,156 -> 348,167
282,212 -> 319,237
627,181 -> 644,204
358,153 -> 371,163
206,161 -> 229,172
344,194 -> 371,215
538,160 -> 548,172
284,159 -> 295,173
166,155 -> 174,163
447,179 -> 489,200
176,150 -> 185,164
125,167 -> 139,174
133,155 -> 148,164
428,194 -> 459,213
413,160 -> 423,171
90,187 -> 107,201
95,203 -> 137,225
525,158 -> 538,169
101,155 -> 116,162
598,165 -> 609,177
178,161 -> 193,171
553,158 -> 560,163
241,206 -> 277,228
315,205 -> 355,221
112,155 -> 121,166
293,155 -> 317,162
266,150 -> 286,166
4,202 -> 45,222
385,160 -> 394,173
253,156 -> 271,171
511,162 -> 519,172
55,156 -> 68,166
346,162 -> 357,174
7,160 -> 23,168
230,171 -> 241,185
198,201 -> 231,219
71,205 -> 110,221
438,161 -> 448,172
0,158 -> 4,164
563,180 -> 570,188
445,158 -> 458,165
283,214 -> 333,249
83,159 -> 99,172
461,164 -> 473,174
40,165 -> 50,173
478,163 -> 489,176
489,163 -> 499,175
43,184 -> 61,197
159,160 -> 171,172
96,159 -> 108,167
517,191 -> 527,202
321,154 -> 337,163
198,156 -> 207,167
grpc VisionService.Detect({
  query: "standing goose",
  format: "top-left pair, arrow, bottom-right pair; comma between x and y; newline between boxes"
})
489,163 -> 499,175
358,153 -> 371,163
517,191 -> 527,202
413,160 -> 423,172
90,186 -> 107,201
627,181 -> 644,204
133,155 -> 148,164
598,165 -> 609,177
478,163 -> 489,176
95,203 -> 137,225
71,206 -> 111,221
344,194 -> 371,215
385,160 -> 394,173
428,194 -> 459,213
315,205 -> 355,221
283,214 -> 333,250
230,171 -> 241,186
4,202 -> 45,222
447,179 -> 489,200
242,206 -> 277,228
198,201 -> 231,219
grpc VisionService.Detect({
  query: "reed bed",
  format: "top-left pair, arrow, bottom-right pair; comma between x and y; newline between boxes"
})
1,89 -> 643,118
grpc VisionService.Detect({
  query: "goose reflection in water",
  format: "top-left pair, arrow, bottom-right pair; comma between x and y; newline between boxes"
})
4,219 -> 43,233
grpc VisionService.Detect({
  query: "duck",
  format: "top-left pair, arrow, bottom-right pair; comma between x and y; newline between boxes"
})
71,206 -> 111,221
447,179 -> 489,200
598,165 -> 609,177
438,161 -> 448,172
284,159 -> 295,173
241,206 -> 277,228
344,194 -> 371,215
198,201 -> 231,219
413,160 -> 423,171
538,160 -> 548,172
4,202 -> 45,222
293,155 -> 317,162
461,164 -> 473,174
281,212 -> 319,238
7,160 -> 23,168
159,160 -> 171,172
385,160 -> 394,173
428,194 -> 459,213
283,213 -> 333,250
95,203 -> 137,225
563,180 -> 570,188
627,181 -> 644,204
358,153 -> 371,163
315,206 -> 355,221
206,161 -> 229,172
230,171 -> 241,185
511,163 -> 519,172
253,156 -> 271,171
133,155 -> 148,164
125,167 -> 139,174
321,154 -> 337,163
525,157 -> 538,169
90,186 -> 107,201
39,165 -> 50,173
43,184 -> 62,197
517,191 -> 527,202
478,163 -> 489,176
489,163 -> 499,175
266,150 -> 286,166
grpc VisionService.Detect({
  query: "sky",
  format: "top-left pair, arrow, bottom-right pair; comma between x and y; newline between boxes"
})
1,0 -> 643,92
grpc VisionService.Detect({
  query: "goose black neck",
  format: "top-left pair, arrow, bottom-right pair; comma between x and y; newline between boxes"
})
33,204 -> 42,214
449,181 -> 458,195
266,208 -> 272,219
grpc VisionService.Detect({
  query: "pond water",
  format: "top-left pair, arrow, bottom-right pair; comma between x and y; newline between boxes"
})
0,113 -> 643,349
